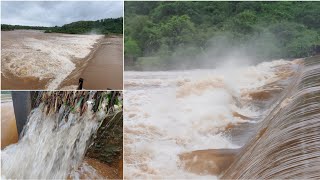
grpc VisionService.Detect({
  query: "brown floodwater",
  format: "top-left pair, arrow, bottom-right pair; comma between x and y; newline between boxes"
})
85,157 -> 123,179
124,60 -> 302,178
67,158 -> 121,179
1,101 -> 18,149
1,30 -> 102,90
179,149 -> 238,176
1,74 -> 51,90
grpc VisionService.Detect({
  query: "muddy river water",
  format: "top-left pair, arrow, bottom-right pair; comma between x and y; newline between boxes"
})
1,100 -> 18,149
1,30 -> 122,90
123,59 -> 302,179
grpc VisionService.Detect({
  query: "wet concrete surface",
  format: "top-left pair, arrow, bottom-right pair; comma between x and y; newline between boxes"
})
80,36 -> 123,90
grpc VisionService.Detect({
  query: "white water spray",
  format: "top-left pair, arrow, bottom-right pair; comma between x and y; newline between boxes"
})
124,60 -> 297,178
1,102 -> 106,179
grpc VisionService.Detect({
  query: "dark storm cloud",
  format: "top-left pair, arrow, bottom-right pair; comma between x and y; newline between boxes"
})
1,1 -> 123,26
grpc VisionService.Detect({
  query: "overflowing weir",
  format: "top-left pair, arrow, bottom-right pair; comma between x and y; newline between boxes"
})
222,56 -> 320,179
124,56 -> 319,179
1,91 -> 122,179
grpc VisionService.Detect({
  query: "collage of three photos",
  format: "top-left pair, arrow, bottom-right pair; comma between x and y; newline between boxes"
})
1,1 -> 320,179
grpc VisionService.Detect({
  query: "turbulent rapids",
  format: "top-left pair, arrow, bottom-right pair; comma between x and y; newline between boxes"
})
124,56 -> 319,179
1,91 -> 122,179
1,30 -> 102,89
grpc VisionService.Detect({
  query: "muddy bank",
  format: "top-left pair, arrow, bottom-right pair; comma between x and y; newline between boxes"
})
83,158 -> 121,179
86,111 -> 123,179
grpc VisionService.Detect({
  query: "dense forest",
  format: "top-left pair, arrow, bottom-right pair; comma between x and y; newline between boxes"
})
1,17 -> 123,35
125,1 -> 320,70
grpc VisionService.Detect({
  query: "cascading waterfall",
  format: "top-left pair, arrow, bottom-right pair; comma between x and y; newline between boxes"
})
222,56 -> 320,179
1,91 -> 121,179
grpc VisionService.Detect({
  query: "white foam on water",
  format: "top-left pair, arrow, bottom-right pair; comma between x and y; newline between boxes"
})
124,60 -> 295,178
1,103 -> 106,179
1,33 -> 102,89
69,162 -> 103,179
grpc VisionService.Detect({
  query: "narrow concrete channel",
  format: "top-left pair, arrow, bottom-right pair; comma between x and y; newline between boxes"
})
81,35 -> 123,90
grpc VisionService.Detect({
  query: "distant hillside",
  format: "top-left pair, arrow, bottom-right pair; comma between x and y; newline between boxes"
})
45,17 -> 123,34
1,24 -> 48,31
1,17 -> 123,35
125,1 -> 320,69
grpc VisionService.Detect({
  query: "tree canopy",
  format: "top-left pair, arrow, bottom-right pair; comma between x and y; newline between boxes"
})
1,17 -> 123,35
125,1 -> 320,70
1,24 -> 48,31
45,18 -> 123,34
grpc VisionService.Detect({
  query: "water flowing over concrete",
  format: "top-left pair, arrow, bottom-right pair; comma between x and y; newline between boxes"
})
222,56 -> 320,179
1,93 -> 111,179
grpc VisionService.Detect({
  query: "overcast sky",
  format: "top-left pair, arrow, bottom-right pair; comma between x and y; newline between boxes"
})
1,1 -> 123,26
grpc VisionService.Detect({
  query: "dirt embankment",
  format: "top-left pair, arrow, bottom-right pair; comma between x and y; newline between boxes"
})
86,111 -> 123,179
60,35 -> 123,90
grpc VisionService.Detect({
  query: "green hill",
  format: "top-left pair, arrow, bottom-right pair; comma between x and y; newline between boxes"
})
1,17 -> 123,35
125,2 -> 320,69
45,18 -> 123,34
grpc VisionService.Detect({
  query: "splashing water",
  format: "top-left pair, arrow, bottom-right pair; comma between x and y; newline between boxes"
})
222,56 -> 320,179
1,30 -> 102,89
124,59 -> 300,179
1,102 -> 106,179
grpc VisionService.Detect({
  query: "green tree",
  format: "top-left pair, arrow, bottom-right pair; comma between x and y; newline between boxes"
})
160,15 -> 196,50
125,38 -> 141,59
124,1 -> 320,70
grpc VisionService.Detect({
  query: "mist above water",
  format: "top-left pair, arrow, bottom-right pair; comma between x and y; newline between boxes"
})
124,58 -> 298,178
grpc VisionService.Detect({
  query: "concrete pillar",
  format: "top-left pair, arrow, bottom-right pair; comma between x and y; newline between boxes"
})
11,91 -> 32,137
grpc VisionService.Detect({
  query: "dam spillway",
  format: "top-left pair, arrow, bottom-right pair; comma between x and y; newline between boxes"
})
1,91 -> 123,179
222,56 -> 320,179
124,56 -> 319,179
